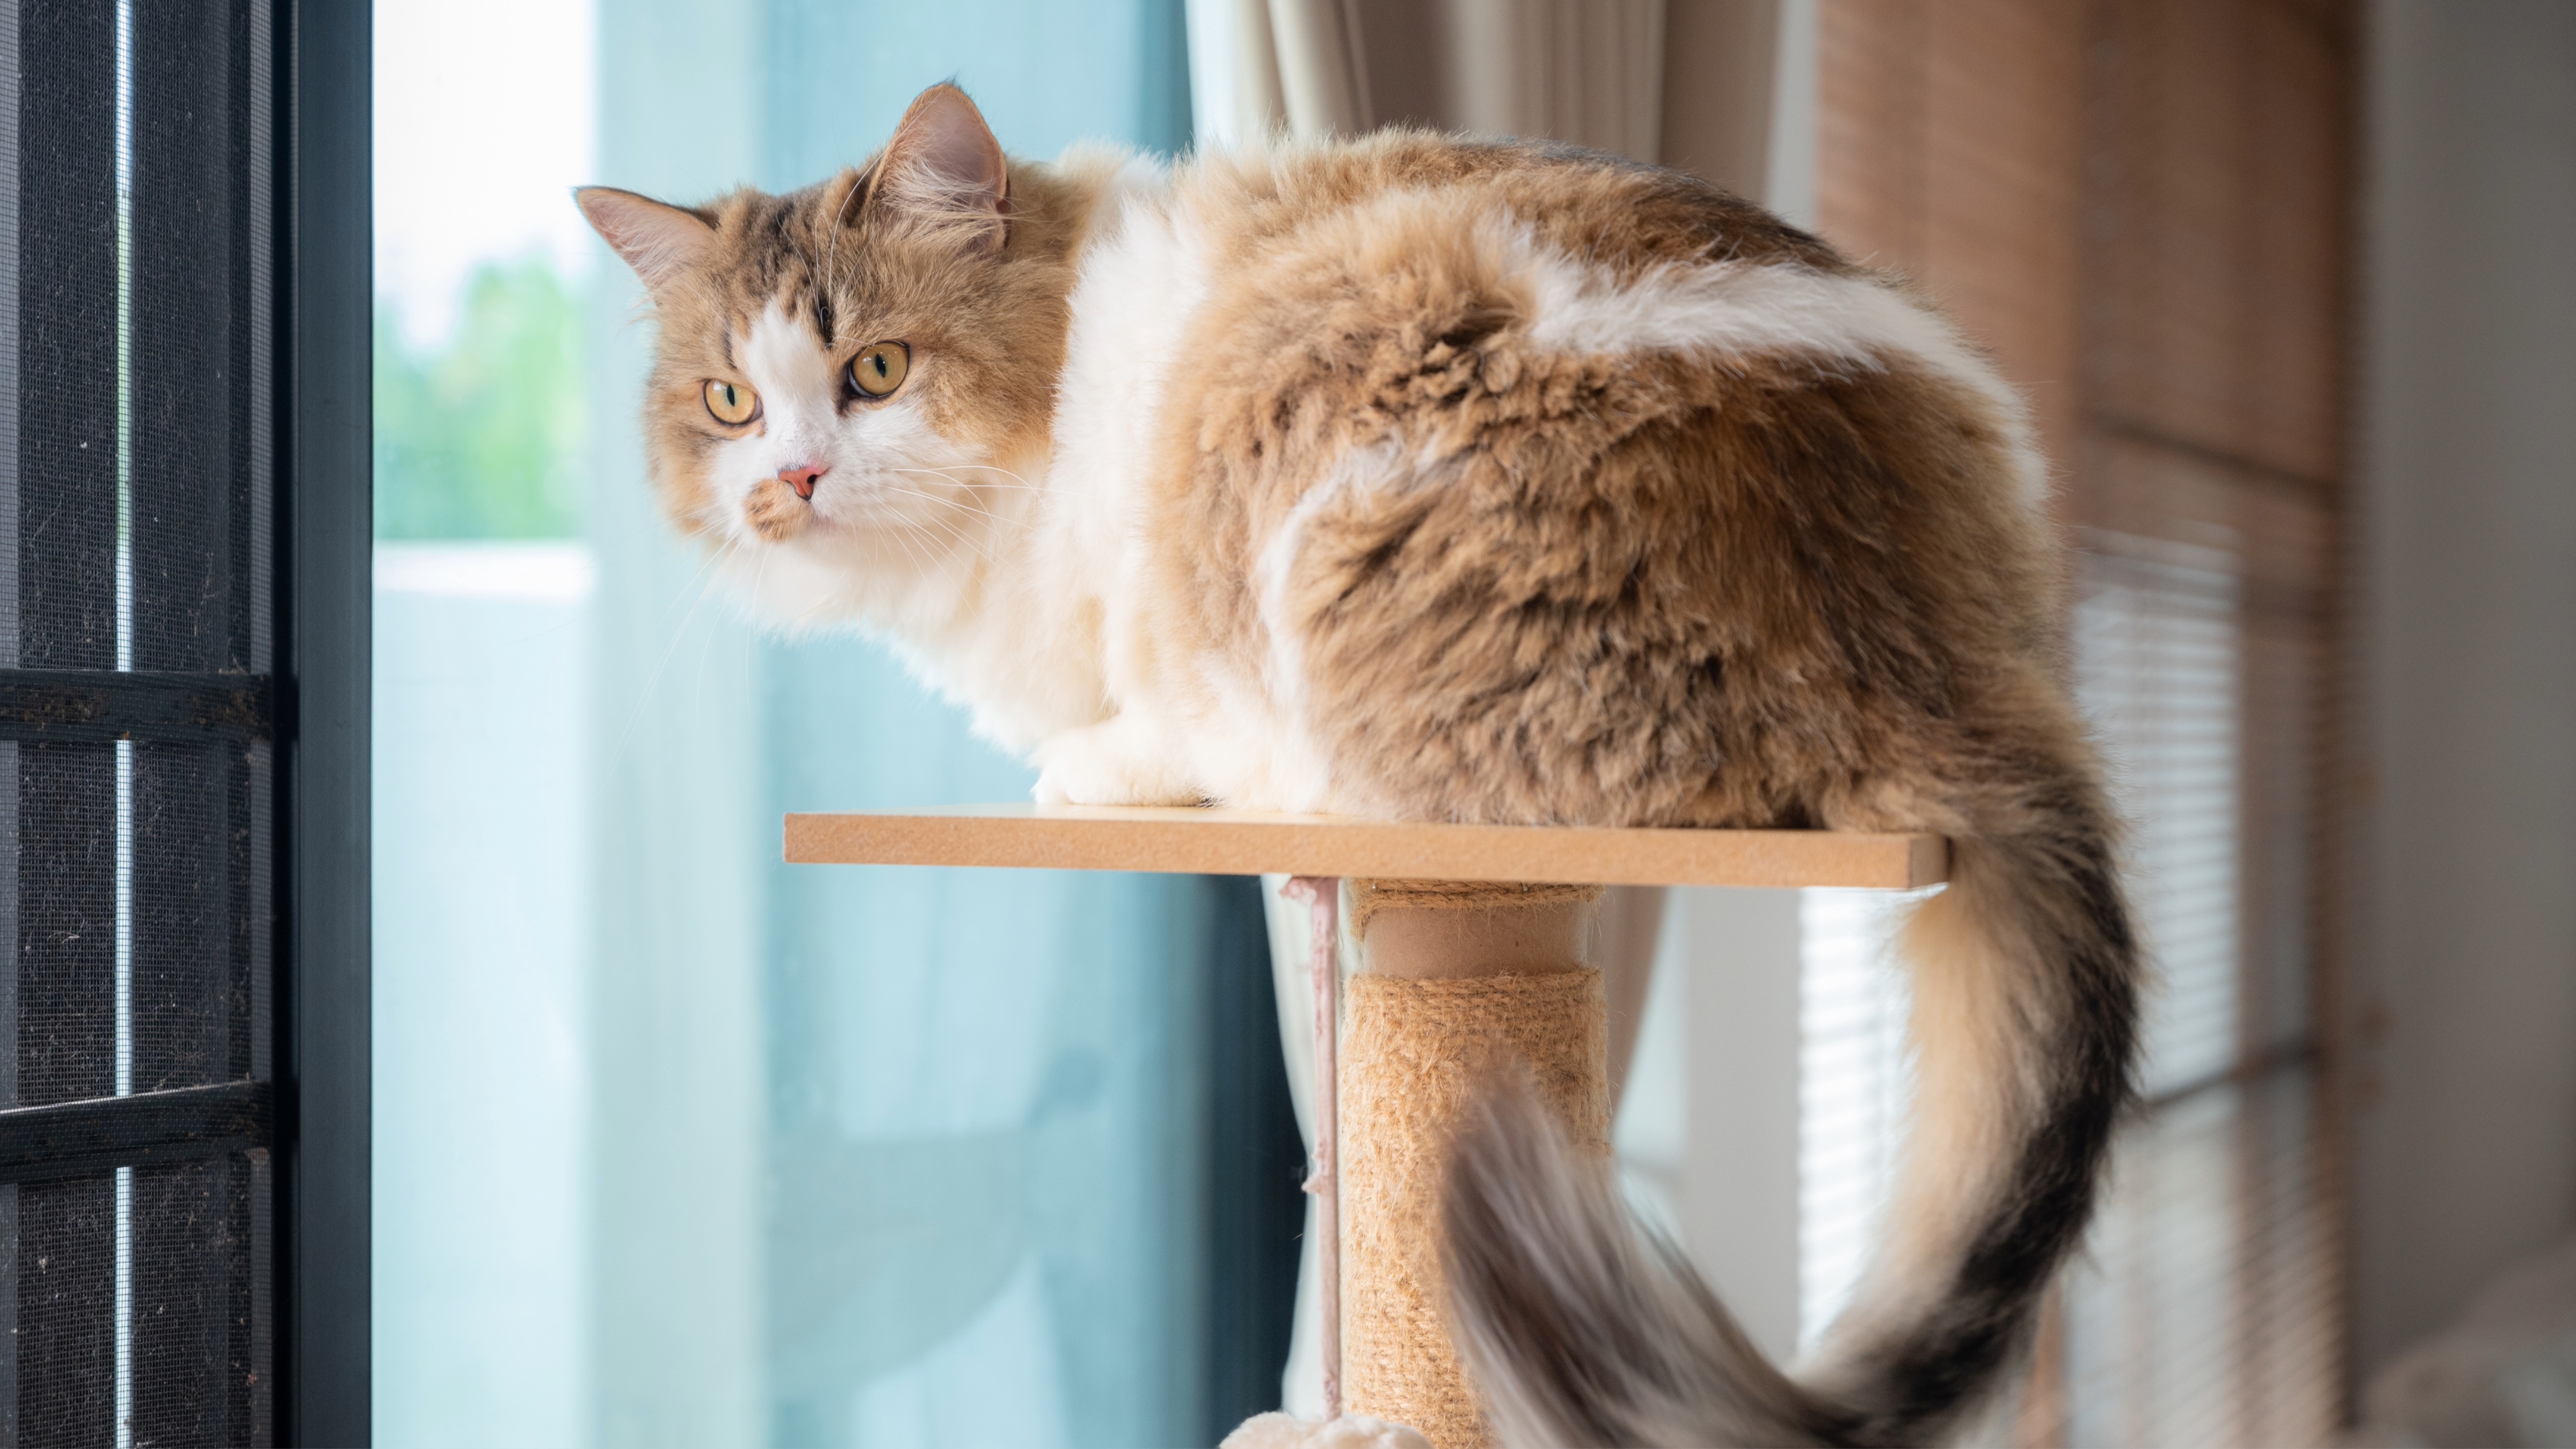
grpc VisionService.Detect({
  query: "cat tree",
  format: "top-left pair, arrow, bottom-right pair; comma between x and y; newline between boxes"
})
788,805 -> 1947,1449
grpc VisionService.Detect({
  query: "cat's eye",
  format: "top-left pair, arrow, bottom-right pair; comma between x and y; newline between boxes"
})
849,341 -> 910,399
703,379 -> 760,426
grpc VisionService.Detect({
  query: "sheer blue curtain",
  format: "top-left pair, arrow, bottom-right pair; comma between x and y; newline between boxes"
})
584,3 -> 1215,1447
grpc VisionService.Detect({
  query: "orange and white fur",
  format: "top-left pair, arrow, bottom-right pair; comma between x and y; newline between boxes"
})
583,85 -> 2138,1449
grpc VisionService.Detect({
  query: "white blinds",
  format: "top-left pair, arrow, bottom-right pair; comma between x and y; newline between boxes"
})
1799,2 -> 2357,1440
2075,536 -> 2244,1100
1790,535 -> 2342,1444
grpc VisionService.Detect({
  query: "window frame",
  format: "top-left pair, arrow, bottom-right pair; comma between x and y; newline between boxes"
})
281,0 -> 371,1440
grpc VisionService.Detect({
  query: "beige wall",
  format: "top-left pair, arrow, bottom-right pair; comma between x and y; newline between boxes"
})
2355,0 -> 2576,1375
1656,0 -> 1783,197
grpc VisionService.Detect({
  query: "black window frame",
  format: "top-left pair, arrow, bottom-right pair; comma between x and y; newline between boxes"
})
281,0 -> 369,1441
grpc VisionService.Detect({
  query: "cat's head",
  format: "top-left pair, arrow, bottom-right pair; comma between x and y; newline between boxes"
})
578,85 -> 1072,614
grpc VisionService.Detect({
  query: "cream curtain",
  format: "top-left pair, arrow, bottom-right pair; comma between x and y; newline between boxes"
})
1189,0 -> 1668,160
1421,0 -> 1667,160
1184,0 -> 1371,144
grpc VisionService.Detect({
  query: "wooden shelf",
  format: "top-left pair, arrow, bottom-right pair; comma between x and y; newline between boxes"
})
784,804 -> 1947,890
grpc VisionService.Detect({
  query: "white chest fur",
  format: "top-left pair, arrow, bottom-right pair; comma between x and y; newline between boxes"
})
1045,167 -> 1210,610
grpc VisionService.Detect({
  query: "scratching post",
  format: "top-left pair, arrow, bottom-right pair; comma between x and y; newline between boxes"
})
785,806 -> 1951,1449
1334,880 -> 1611,1449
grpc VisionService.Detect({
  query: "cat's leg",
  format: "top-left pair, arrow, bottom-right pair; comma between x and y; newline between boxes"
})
1032,714 -> 1205,806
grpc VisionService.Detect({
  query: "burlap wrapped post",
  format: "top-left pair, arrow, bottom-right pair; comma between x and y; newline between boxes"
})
1335,880 -> 1610,1449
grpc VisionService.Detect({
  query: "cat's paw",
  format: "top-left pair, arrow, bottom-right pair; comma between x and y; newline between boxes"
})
1033,719 -> 1202,807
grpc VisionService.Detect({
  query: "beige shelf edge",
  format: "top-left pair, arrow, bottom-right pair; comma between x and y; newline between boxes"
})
784,804 -> 1948,891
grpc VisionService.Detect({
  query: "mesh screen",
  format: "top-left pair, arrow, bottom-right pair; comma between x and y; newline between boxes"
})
5,1155 -> 271,1447
0,0 -> 278,1441
2,738 -> 265,1109
9,0 -> 268,676
128,0 -> 268,677
12,0 -> 120,673
3,739 -> 267,1110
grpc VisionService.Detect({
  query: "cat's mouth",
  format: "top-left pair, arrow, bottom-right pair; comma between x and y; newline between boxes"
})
742,476 -> 815,542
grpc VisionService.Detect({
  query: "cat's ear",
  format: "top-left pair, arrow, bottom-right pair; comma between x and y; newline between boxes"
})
576,186 -> 717,291
869,83 -> 1009,255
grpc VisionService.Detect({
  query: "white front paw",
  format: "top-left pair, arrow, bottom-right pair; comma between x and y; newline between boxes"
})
1033,721 -> 1199,806
1031,762 -> 1086,806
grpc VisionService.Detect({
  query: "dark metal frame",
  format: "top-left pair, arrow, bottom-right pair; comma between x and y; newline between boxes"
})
0,1080 -> 273,1181
281,0 -> 370,1442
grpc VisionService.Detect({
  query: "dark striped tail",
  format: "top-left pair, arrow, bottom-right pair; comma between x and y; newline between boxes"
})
1442,818 -> 2140,1447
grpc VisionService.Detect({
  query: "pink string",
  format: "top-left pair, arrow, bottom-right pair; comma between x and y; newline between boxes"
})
1282,875 -> 1342,1419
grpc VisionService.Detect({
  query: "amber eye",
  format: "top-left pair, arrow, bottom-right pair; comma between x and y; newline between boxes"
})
849,341 -> 910,398
703,379 -> 760,425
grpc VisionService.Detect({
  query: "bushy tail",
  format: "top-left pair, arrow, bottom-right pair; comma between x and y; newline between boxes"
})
1442,819 -> 2139,1448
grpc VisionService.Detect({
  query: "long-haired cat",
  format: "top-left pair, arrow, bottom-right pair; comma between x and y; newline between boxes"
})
579,84 -> 2138,1449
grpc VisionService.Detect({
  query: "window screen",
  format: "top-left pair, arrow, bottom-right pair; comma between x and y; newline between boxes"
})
0,1 -> 282,1442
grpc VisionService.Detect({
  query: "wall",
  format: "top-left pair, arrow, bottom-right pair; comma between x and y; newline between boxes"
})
2354,0 -> 2576,1375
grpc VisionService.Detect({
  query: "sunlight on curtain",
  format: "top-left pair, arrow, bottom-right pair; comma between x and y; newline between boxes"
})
1789,539 -> 2257,1369
587,4 -> 1203,1447
372,545 -> 592,1448
2054,535 -> 2339,1447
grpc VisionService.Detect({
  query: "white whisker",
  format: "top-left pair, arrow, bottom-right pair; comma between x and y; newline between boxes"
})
882,501 -> 1009,569
703,543 -> 781,696
889,462 -> 1046,490
610,536 -> 740,771
877,480 -> 1023,529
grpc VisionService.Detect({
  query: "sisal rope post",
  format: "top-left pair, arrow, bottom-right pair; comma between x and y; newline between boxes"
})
1334,878 -> 1611,1449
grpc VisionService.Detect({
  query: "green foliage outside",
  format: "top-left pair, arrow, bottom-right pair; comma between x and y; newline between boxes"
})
374,257 -> 587,538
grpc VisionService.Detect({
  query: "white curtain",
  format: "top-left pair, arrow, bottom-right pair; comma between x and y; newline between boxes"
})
1420,0 -> 1666,160
1186,0 -> 1370,144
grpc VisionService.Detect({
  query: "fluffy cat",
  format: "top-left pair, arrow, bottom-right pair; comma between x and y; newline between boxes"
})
580,84 -> 2138,1449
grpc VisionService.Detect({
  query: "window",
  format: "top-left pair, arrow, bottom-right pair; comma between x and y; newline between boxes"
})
1802,1 -> 2355,1442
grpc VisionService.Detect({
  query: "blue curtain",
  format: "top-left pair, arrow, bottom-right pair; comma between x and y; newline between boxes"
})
584,2 -> 1218,1445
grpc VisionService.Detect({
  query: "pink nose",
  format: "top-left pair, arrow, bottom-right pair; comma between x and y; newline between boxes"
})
779,463 -> 826,500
